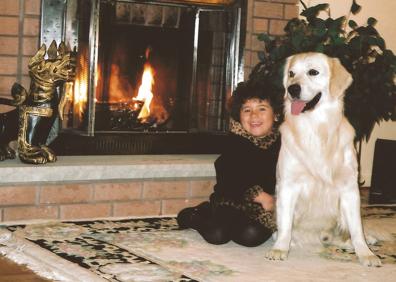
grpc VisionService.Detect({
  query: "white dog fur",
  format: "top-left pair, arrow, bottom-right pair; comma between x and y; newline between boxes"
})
266,52 -> 381,266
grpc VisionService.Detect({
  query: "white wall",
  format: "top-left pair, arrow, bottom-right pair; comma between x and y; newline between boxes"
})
300,0 -> 396,186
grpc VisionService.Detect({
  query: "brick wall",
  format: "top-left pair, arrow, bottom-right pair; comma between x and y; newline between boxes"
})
0,178 -> 215,222
0,0 -> 40,102
243,0 -> 299,79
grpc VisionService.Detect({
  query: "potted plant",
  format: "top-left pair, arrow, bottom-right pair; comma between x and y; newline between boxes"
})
250,0 -> 396,149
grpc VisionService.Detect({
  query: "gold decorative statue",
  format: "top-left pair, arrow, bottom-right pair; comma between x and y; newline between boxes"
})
0,40 -> 75,164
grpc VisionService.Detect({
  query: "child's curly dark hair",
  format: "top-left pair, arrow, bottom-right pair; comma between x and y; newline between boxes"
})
229,79 -> 284,125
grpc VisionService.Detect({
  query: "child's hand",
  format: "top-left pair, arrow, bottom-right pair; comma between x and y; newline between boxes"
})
253,191 -> 274,211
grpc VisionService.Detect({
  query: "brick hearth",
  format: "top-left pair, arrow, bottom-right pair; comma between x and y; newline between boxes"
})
0,155 -> 217,223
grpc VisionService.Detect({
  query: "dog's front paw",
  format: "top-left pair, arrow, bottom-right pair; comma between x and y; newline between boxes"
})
358,254 -> 382,267
265,249 -> 289,261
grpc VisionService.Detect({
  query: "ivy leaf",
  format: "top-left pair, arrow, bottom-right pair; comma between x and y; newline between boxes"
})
291,33 -> 304,49
333,16 -> 347,31
310,18 -> 326,31
348,20 -> 358,29
349,37 -> 362,53
313,27 -> 327,37
367,17 -> 377,26
300,4 -> 329,19
377,37 -> 386,50
383,49 -> 395,60
299,0 -> 308,10
315,44 -> 325,53
257,33 -> 272,43
333,37 -> 345,46
368,36 -> 385,50
350,0 -> 361,15
257,51 -> 266,62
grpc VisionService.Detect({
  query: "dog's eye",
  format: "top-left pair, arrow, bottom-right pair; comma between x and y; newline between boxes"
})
308,69 -> 319,76
289,71 -> 295,78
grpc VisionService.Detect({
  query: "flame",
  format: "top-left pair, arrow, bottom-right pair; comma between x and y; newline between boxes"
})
74,75 -> 88,109
63,47 -> 88,126
109,63 -> 132,102
134,63 -> 154,119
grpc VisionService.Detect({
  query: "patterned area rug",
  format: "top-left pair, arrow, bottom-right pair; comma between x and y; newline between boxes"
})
0,205 -> 395,282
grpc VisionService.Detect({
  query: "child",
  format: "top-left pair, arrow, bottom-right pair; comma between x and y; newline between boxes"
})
177,79 -> 283,247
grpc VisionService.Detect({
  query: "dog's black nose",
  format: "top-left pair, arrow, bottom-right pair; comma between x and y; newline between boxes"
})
288,84 -> 301,99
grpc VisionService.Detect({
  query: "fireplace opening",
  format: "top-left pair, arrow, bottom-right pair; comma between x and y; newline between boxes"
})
44,0 -> 246,154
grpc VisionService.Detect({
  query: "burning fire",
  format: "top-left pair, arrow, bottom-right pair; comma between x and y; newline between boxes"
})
73,48 -> 88,108
133,47 -> 155,121
64,45 -> 169,129
134,63 -> 154,120
62,46 -> 89,127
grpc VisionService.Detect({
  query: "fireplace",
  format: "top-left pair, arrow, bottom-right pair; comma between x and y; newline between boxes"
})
42,0 -> 246,154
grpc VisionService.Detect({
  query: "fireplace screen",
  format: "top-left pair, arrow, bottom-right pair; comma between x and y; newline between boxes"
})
41,0 -> 245,154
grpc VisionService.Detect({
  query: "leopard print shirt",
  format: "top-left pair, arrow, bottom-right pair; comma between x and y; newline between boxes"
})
229,118 -> 279,150
211,119 -> 279,231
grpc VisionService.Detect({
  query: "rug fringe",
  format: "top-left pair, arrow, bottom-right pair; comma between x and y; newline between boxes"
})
0,228 -> 106,282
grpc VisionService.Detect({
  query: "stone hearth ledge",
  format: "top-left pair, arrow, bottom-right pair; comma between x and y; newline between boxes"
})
0,155 -> 218,184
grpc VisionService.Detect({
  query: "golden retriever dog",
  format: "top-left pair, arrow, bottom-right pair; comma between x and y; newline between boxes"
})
266,52 -> 381,266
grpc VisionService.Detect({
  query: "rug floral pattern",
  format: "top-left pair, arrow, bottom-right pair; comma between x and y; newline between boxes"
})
2,205 -> 396,282
6,218 -> 199,281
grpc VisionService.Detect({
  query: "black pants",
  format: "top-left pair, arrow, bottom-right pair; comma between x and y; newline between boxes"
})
194,206 -> 272,247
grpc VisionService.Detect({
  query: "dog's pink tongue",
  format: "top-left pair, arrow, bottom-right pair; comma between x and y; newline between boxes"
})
291,100 -> 306,115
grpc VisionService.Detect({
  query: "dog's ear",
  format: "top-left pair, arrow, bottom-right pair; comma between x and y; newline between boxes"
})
329,57 -> 353,98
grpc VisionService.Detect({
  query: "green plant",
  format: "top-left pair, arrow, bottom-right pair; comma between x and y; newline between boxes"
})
250,0 -> 396,143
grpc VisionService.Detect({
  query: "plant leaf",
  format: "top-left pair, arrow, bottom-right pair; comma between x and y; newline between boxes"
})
299,0 -> 308,10
291,33 -> 304,49
300,4 -> 329,19
315,44 -> 325,53
257,33 -> 272,43
257,51 -> 266,62
350,0 -> 361,15
348,20 -> 358,29
349,37 -> 362,55
367,17 -> 377,26
367,36 -> 385,50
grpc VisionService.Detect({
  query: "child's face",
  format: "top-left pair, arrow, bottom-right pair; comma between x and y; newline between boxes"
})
240,98 -> 275,137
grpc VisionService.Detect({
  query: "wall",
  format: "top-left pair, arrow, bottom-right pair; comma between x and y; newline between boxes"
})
0,0 -> 40,106
301,0 -> 396,186
243,0 -> 299,78
0,179 -> 214,222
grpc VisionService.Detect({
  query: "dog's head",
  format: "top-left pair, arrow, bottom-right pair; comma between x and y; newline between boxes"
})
283,52 -> 352,116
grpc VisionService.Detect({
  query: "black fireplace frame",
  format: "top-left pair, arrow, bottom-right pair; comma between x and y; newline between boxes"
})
41,0 -> 246,155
